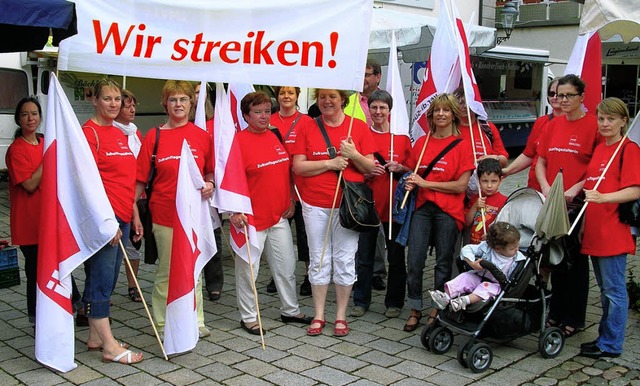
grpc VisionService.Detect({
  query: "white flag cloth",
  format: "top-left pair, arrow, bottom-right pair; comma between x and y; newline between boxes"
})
228,83 -> 255,131
385,33 -> 410,138
212,83 -> 263,263
564,31 -> 602,113
194,80 -> 208,131
411,0 -> 459,141
35,73 -> 118,372
164,140 -> 217,355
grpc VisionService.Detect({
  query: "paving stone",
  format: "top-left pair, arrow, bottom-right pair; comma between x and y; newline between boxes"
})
568,371 -> 591,383
302,365 -> 358,386
586,377 -> 607,386
60,365 -> 104,384
263,369 -> 316,386
533,377 -> 558,386
545,367 -> 571,379
561,360 -> 583,371
593,360 -> 615,370
232,358 -> 278,377
14,368 -> 66,386
610,377 -> 632,386
322,354 -> 368,373
158,368 -> 206,385
194,361 -> 242,383
224,374 -> 271,386
604,368 -> 625,380
351,364 -> 405,384
557,381 -> 579,386
583,366 -> 604,376
119,371 -> 165,385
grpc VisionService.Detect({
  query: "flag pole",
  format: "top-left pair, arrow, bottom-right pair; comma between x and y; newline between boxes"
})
400,131 -> 431,209
568,131 -> 629,235
243,224 -> 266,349
319,92 -> 358,271
388,133 -> 395,240
118,241 -> 168,360
464,107 -> 487,236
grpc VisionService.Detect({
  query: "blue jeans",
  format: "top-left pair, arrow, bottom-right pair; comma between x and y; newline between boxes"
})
83,217 -> 129,319
353,223 -> 405,310
406,202 -> 459,311
591,254 -> 627,354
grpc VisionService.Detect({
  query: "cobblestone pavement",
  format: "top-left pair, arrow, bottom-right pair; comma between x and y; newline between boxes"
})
1,167 -> 640,385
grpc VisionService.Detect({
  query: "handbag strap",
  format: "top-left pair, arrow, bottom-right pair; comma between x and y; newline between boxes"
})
145,127 -> 161,198
315,117 -> 337,159
285,113 -> 302,141
420,138 -> 462,179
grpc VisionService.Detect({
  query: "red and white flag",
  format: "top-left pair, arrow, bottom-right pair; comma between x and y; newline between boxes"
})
451,0 -> 488,121
411,0 -> 459,141
194,80 -> 208,131
164,140 -> 217,355
228,83 -> 255,132
385,33 -> 410,138
35,74 -> 119,372
565,31 -> 602,114
212,83 -> 262,263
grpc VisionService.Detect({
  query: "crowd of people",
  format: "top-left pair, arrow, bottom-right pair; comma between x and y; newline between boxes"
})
5,61 -> 640,364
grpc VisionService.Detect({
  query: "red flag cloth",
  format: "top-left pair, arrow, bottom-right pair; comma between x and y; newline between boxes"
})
35,74 -> 118,372
565,31 -> 602,114
164,140 -> 217,355
228,83 -> 255,132
411,0 -> 459,141
212,83 -> 263,263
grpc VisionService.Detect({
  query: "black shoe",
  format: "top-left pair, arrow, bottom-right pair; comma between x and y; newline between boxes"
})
281,314 -> 313,324
76,312 -> 89,327
372,276 -> 386,291
580,339 -> 599,350
266,278 -> 277,293
208,291 -> 221,301
240,320 -> 266,335
579,346 -> 620,359
300,275 -> 311,296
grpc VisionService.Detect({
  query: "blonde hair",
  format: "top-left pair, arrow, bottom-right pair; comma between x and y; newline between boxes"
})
426,93 -> 462,135
596,97 -> 630,135
161,80 -> 195,115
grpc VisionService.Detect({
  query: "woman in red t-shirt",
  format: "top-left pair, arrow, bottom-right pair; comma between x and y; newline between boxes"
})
6,97 -> 44,325
503,77 -> 564,191
135,80 -> 214,341
403,93 -> 475,332
578,98 -> 640,358
535,74 -> 601,338
352,90 -> 412,319
292,89 -> 376,337
229,92 -> 311,335
269,86 -> 314,296
81,79 -> 143,364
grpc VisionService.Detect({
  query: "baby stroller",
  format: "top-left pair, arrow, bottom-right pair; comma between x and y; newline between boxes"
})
420,188 -> 565,373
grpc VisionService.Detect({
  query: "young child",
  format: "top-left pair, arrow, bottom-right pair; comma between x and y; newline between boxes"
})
430,222 -> 525,311
465,158 -> 508,244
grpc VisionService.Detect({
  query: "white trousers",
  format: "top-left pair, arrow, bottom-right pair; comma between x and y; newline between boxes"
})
235,217 -> 301,322
302,204 -> 358,286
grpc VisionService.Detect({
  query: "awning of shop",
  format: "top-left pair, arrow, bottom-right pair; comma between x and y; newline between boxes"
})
579,0 -> 640,44
480,46 -> 567,65
368,7 -> 496,64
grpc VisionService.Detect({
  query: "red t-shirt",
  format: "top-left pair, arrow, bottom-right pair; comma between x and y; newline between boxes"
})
83,120 -> 137,222
291,116 -> 376,208
466,192 -> 507,244
270,111 -> 313,198
6,137 -> 43,245
459,121 -> 509,161
136,122 -> 214,227
538,113 -> 601,190
522,114 -> 555,192
581,139 -> 640,256
367,130 -> 412,222
407,135 -> 475,230
236,129 -> 291,231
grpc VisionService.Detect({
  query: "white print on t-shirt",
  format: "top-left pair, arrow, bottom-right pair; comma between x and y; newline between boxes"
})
568,135 -> 581,148
257,157 -> 289,169
586,175 -> 606,182
116,138 -> 129,151
548,147 -> 578,154
105,151 -> 134,157
274,144 -> 287,156
157,154 -> 201,163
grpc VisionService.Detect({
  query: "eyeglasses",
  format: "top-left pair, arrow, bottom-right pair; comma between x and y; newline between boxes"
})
364,72 -> 376,77
168,97 -> 190,105
556,93 -> 580,100
547,91 -> 557,98
251,110 -> 271,116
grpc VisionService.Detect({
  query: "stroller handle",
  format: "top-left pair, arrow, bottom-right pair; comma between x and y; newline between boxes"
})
479,259 -> 509,288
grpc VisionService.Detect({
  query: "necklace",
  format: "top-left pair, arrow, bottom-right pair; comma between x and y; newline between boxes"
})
21,135 -> 38,145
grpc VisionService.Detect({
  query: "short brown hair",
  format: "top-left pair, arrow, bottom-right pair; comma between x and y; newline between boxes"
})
93,78 -> 122,100
240,91 -> 272,117
161,80 -> 195,113
313,89 -> 350,109
121,89 -> 137,105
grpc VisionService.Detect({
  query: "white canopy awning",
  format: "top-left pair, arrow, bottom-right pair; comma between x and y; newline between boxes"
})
579,0 -> 640,43
368,7 -> 496,63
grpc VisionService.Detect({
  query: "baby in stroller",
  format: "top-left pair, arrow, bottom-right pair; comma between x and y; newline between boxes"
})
430,222 -> 526,312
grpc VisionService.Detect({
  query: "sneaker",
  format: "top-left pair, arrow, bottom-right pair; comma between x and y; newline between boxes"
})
198,326 -> 211,338
429,290 -> 450,310
384,307 -> 401,318
300,275 -> 311,296
350,306 -> 366,317
266,278 -> 277,293
372,276 -> 386,291
450,297 -> 468,312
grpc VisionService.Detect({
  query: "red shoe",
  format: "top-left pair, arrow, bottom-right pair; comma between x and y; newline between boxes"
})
333,320 -> 349,337
306,319 -> 325,336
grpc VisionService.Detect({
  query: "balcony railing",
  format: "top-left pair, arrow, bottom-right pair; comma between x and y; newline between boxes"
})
495,0 -> 582,28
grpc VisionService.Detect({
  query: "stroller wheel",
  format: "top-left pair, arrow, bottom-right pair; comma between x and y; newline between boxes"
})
420,323 -> 437,350
467,343 -> 492,373
539,327 -> 564,358
457,340 -> 475,368
428,326 -> 454,355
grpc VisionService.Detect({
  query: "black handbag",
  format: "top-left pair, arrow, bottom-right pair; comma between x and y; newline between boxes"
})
314,118 -> 380,232
141,127 -> 161,264
618,142 -> 640,227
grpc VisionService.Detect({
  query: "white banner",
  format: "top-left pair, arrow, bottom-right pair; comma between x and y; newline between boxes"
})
58,0 -> 373,90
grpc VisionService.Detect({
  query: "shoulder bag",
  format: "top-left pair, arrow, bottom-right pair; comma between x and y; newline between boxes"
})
618,141 -> 640,227
315,118 -> 380,232
138,127 -> 161,264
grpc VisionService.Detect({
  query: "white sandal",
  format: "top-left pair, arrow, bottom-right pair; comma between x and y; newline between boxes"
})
102,349 -> 143,364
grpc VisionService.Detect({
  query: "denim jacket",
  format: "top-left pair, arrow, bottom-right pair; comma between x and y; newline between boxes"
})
392,172 -> 416,246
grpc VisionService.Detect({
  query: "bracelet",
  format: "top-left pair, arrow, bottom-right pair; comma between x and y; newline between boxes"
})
207,180 -> 215,188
